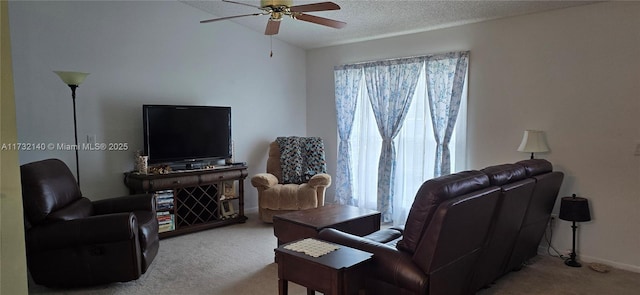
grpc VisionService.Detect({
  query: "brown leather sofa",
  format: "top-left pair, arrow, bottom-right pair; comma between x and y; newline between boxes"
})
21,158 -> 160,287
318,159 -> 563,295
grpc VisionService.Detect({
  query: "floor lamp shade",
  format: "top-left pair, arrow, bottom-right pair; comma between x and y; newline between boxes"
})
517,130 -> 549,159
54,71 -> 89,86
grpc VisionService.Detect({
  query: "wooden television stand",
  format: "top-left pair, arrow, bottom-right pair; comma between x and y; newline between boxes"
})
124,165 -> 248,239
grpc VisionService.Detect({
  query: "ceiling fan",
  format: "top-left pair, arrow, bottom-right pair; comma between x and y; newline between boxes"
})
200,0 -> 346,35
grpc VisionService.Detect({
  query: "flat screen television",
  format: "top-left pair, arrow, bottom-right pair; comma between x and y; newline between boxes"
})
143,105 -> 231,165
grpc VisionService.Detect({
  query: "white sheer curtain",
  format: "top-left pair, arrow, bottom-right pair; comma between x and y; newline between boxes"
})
392,70 -> 466,224
350,78 -> 381,211
350,66 -> 466,225
391,69 -> 435,223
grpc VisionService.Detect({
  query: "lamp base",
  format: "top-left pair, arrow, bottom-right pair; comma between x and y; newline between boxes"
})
565,258 -> 582,268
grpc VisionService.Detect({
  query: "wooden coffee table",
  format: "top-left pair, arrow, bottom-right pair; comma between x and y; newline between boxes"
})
273,204 -> 381,246
275,239 -> 372,295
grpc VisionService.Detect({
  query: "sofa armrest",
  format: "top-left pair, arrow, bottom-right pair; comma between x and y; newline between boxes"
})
390,224 -> 405,233
251,173 -> 279,188
319,228 -> 397,255
26,212 -> 138,251
307,173 -> 331,188
92,194 -> 155,215
319,228 -> 427,293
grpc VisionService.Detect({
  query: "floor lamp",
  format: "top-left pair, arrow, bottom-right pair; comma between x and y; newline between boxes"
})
559,194 -> 591,267
54,71 -> 89,186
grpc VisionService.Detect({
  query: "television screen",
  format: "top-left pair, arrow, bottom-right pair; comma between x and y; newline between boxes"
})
143,105 -> 231,165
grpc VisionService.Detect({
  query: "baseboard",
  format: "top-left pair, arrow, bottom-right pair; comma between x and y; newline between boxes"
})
538,246 -> 640,273
245,206 -> 259,214
580,254 -> 640,273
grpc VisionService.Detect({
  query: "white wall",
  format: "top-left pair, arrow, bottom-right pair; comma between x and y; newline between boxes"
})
307,2 -> 640,272
9,0 -> 307,211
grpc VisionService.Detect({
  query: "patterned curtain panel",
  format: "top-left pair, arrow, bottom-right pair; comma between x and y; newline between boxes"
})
333,67 -> 363,205
426,52 -> 469,177
363,58 -> 423,222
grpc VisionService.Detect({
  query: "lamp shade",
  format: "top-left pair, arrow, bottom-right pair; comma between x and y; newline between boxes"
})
559,194 -> 591,222
54,71 -> 89,86
517,130 -> 550,153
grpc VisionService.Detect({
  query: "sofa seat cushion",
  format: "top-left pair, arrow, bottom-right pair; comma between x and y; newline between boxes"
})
363,228 -> 403,244
258,184 -> 318,210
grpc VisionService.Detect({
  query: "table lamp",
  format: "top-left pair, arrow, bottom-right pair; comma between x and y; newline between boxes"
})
559,194 -> 591,267
517,130 -> 549,159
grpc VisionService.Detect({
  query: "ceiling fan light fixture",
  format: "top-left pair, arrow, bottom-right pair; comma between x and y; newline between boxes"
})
261,0 -> 293,9
270,12 -> 284,20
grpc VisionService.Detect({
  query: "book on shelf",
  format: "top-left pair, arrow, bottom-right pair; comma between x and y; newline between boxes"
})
157,211 -> 175,233
156,200 -> 174,211
154,190 -> 174,211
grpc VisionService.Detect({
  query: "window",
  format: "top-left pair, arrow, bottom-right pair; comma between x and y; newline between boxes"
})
335,52 -> 469,224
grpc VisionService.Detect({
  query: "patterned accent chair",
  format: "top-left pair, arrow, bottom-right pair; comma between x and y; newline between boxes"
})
251,137 -> 332,223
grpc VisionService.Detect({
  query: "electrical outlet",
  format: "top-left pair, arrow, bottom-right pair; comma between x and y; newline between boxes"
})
547,214 -> 556,228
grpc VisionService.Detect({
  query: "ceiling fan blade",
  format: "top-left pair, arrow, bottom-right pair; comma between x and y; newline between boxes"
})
290,2 -> 340,13
294,13 -> 346,29
265,19 -> 281,35
200,13 -> 264,24
222,0 -> 263,10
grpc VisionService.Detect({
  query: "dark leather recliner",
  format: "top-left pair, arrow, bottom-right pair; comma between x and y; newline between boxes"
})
21,158 -> 159,287
320,171 -> 502,295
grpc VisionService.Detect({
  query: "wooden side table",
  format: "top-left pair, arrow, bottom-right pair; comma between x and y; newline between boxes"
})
273,204 -> 381,246
275,240 -> 372,295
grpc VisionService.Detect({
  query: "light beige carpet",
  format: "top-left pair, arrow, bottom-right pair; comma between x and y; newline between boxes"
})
28,211 -> 640,295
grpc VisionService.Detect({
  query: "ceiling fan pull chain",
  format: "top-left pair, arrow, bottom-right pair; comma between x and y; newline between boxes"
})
270,36 -> 274,58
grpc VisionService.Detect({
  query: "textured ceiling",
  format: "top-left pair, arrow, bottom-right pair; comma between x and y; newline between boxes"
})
183,0 -> 596,49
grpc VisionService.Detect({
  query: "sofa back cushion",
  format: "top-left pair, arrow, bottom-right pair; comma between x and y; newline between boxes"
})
516,159 -> 552,177
21,158 -> 86,225
266,141 -> 283,182
481,163 -> 527,186
46,197 -> 93,222
396,170 -> 490,253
